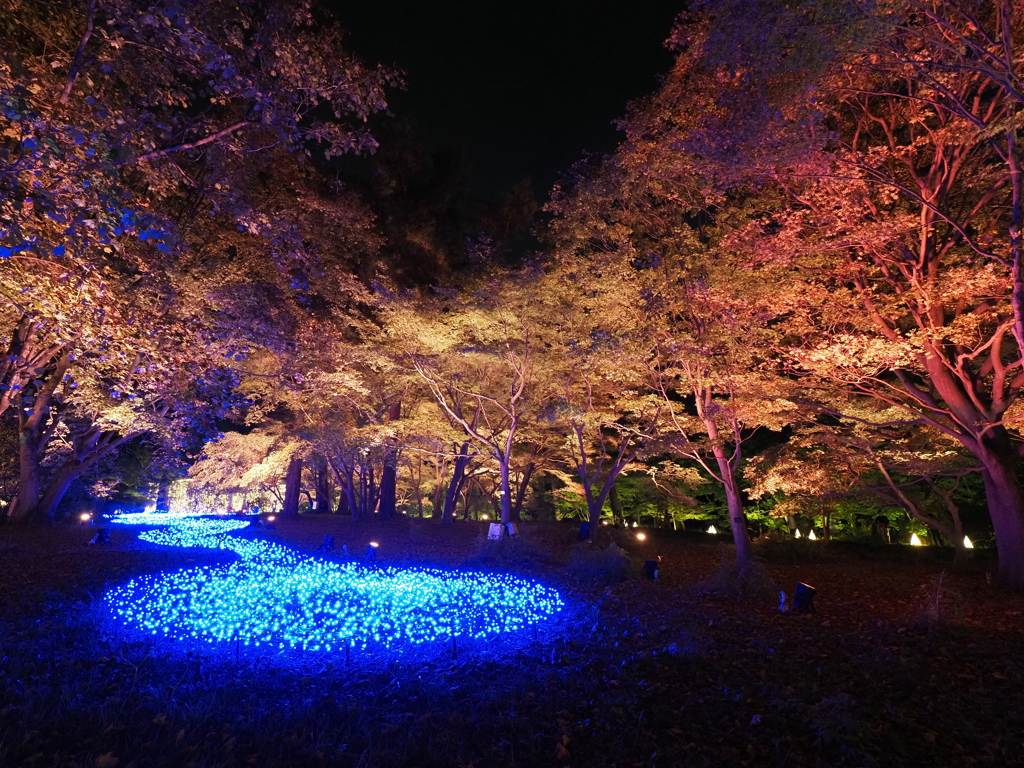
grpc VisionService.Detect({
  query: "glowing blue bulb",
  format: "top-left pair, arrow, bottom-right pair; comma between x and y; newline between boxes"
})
103,511 -> 564,654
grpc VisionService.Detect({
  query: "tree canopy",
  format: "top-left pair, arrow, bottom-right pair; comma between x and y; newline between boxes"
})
2,0 -> 1023,586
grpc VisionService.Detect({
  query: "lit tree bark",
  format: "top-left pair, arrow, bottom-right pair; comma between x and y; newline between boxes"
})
442,441 -> 473,525
609,483 -> 625,527
313,456 -> 331,514
34,427 -> 141,522
281,456 -> 303,519
376,401 -> 403,519
510,460 -> 535,523
11,351 -> 70,523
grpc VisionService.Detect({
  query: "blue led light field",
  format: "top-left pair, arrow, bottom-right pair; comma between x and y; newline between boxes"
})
103,513 -> 564,654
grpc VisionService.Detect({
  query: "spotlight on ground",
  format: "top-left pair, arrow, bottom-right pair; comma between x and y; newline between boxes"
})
910,533 -> 923,546
79,512 -> 91,525
964,536 -> 974,549
636,532 -> 647,541
366,541 -> 378,561
707,525 -> 717,534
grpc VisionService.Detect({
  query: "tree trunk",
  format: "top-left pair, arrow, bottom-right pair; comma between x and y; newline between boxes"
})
431,458 -> 447,520
377,401 -> 402,519
32,429 -> 139,523
499,459 -> 513,525
282,456 -> 302,519
413,457 -> 424,518
11,428 -> 42,523
980,456 -> 1024,589
609,483 -> 624,526
720,468 -> 753,568
510,462 -> 534,522
314,457 -> 331,514
441,442 -> 471,525
586,465 -> 630,535
378,465 -> 397,519
11,351 -> 70,522
34,462 -> 82,522
156,476 -> 171,512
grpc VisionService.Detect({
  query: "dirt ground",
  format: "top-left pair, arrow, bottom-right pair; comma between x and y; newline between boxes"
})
1,516 -> 1022,768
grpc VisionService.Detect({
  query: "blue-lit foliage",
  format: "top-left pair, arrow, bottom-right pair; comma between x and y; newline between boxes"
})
104,513 -> 564,653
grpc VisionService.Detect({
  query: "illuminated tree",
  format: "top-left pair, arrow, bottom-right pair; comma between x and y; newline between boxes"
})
747,411 -> 978,562
609,0 -> 1024,585
383,278 -> 546,526
1,0 -> 395,521
545,157 -> 801,568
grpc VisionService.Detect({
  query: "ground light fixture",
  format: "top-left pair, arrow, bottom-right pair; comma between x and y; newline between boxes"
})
910,533 -> 923,546
794,529 -> 802,539
644,557 -> 661,579
636,532 -> 647,541
707,525 -> 717,534
793,582 -> 816,613
79,512 -> 91,524
808,530 -> 817,540
89,527 -> 111,545
964,536 -> 974,549
102,512 -> 564,652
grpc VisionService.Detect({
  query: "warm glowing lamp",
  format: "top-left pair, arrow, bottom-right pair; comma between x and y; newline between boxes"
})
964,536 -> 974,549
267,515 -> 276,522
707,525 -> 717,535
808,530 -> 817,541
794,529 -> 802,539
482,514 -> 489,520
910,533 -> 923,546
369,541 -> 379,548
79,512 -> 91,524
632,521 -> 638,528
636,532 -> 646,541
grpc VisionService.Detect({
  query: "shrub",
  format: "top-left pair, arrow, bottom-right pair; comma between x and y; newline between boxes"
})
567,541 -> 630,585
464,531 -> 551,569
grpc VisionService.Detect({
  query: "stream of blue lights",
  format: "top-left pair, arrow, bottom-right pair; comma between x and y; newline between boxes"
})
103,512 -> 564,654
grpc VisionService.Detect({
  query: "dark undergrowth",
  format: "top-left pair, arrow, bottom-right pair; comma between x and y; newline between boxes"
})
1,521 -> 1023,767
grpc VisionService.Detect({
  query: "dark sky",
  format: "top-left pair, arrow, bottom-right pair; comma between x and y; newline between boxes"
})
332,1 -> 682,199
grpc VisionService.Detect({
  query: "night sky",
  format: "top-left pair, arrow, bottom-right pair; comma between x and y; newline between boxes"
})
333,1 -> 681,199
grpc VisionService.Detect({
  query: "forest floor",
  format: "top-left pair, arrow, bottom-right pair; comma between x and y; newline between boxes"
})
1,516 -> 1023,768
